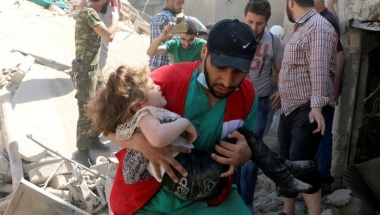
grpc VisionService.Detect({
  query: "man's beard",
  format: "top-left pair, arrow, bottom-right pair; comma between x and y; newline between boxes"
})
203,56 -> 241,99
170,3 -> 182,15
286,2 -> 295,23
255,30 -> 265,41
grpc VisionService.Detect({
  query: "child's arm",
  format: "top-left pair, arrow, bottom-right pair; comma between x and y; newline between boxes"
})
139,113 -> 197,148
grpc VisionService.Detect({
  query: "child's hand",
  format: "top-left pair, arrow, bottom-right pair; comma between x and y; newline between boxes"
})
221,164 -> 234,177
182,124 -> 197,143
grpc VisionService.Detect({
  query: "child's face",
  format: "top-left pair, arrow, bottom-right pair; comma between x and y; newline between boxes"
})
146,78 -> 167,108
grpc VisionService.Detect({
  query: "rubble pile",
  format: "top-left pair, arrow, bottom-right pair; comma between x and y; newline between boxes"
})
0,148 -> 119,214
250,172 -> 363,214
0,0 -> 364,214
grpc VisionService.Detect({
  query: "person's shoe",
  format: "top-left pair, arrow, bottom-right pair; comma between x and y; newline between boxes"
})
88,137 -> 109,150
72,150 -> 91,168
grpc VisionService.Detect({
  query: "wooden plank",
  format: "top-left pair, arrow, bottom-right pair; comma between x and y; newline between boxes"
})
4,178 -> 90,215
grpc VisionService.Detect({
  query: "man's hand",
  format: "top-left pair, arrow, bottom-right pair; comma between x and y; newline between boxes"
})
270,91 -> 281,110
211,130 -> 252,177
107,132 -> 191,183
162,22 -> 175,40
309,107 -> 325,135
142,143 -> 191,183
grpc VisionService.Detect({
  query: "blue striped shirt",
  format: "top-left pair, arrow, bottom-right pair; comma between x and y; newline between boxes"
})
279,9 -> 337,115
149,10 -> 175,68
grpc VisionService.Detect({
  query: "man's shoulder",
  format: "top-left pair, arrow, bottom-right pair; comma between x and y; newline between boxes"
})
77,7 -> 100,26
78,7 -> 97,17
239,78 -> 254,94
151,61 -> 201,82
150,10 -> 175,23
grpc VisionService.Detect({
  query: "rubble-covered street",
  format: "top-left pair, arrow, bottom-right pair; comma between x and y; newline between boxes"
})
0,0 -> 364,214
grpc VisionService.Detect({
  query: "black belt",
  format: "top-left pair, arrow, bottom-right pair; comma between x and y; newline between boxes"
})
258,96 -> 270,100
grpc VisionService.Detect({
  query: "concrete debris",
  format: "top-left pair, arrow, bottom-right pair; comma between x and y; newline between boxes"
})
326,189 -> 352,207
250,173 -> 363,215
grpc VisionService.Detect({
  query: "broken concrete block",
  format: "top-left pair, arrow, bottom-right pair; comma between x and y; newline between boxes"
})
28,161 -> 74,184
49,174 -> 72,190
44,187 -> 71,202
0,183 -> 12,193
326,189 -> 352,207
4,178 -> 90,215
17,55 -> 35,73
11,54 -> 34,84
340,197 -> 363,215
91,157 -> 110,177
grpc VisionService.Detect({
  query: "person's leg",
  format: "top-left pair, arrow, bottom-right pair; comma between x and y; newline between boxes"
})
72,64 -> 99,166
282,197 -> 296,215
302,189 -> 322,215
86,69 -> 109,150
315,115 -> 334,184
255,98 -> 271,139
239,98 -> 270,206
282,104 -> 334,215
240,161 -> 259,206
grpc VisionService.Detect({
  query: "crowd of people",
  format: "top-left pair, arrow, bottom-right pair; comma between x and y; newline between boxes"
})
70,0 -> 345,214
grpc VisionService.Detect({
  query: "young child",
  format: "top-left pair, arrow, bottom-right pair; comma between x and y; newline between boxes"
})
86,65 -> 314,201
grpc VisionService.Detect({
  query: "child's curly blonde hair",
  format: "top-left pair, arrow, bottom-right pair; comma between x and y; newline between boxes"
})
86,65 -> 150,136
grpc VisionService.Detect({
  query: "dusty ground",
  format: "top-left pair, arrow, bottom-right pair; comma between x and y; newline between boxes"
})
0,0 -> 150,162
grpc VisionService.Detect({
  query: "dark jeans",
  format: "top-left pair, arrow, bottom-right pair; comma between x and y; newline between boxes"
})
315,112 -> 334,179
238,97 -> 270,206
278,102 -> 334,198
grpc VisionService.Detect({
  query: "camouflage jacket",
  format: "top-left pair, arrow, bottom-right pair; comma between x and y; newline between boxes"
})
74,8 -> 101,65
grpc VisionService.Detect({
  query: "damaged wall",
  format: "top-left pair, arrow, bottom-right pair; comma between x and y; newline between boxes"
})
345,0 -> 380,21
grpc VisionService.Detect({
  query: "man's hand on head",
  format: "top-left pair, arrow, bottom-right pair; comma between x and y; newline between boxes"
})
211,130 -> 252,177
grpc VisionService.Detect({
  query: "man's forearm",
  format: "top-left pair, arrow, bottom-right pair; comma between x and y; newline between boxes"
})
147,34 -> 165,56
107,132 -> 147,151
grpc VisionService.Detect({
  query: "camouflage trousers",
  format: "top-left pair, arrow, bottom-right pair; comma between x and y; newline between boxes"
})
71,61 -> 104,150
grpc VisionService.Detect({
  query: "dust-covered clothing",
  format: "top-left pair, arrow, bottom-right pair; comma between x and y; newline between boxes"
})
74,8 -> 101,65
72,7 -> 103,150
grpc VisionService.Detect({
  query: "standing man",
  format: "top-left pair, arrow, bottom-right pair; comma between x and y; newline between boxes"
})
149,0 -> 185,71
278,0 -> 337,214
314,0 -> 346,186
71,0 -> 118,166
77,0 -> 123,72
147,18 -> 206,63
109,19 -> 258,215
239,0 -> 284,208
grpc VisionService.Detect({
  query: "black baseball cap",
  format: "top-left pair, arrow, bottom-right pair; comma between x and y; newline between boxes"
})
207,19 -> 257,74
